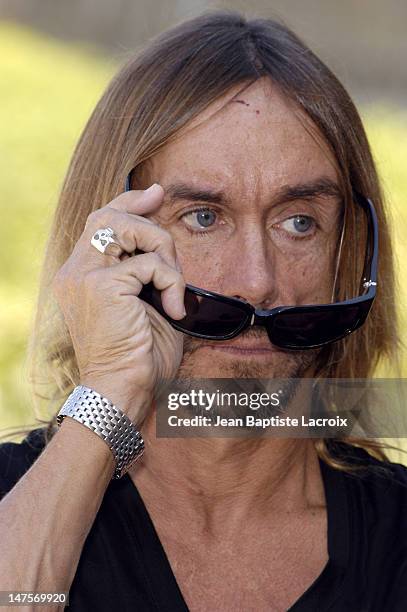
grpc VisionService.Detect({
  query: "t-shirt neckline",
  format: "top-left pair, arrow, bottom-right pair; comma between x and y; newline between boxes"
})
122,455 -> 350,612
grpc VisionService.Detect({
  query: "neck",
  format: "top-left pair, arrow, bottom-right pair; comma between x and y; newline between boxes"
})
129,411 -> 326,539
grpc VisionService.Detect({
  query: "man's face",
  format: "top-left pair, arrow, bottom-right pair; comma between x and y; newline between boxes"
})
136,78 -> 343,378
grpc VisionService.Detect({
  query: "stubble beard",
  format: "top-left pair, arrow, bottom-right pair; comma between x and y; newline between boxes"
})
170,329 -> 320,422
176,328 -> 319,380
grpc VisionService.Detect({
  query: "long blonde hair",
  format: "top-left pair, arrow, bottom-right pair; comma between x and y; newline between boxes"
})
9,10 -> 405,469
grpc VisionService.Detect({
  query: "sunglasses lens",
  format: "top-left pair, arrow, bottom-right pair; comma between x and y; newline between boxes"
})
269,303 -> 371,349
139,284 -> 249,338
183,292 -> 249,336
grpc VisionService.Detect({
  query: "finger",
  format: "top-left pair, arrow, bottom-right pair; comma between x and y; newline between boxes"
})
85,209 -> 178,269
103,184 -> 165,216
113,252 -> 186,320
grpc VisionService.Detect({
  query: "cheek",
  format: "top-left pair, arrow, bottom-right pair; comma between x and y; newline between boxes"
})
275,243 -> 336,303
176,242 -> 226,287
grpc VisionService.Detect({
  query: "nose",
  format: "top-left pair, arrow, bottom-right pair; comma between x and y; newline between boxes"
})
220,224 -> 279,309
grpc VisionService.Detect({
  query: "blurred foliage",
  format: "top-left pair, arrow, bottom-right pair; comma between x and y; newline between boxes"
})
0,23 -> 406,462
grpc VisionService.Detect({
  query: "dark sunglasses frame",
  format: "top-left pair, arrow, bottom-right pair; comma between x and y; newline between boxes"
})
124,170 -> 378,350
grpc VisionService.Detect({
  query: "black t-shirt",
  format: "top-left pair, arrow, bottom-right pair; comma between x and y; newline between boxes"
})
0,428 -> 406,611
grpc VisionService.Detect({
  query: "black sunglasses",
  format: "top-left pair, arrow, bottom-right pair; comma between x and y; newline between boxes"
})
124,171 -> 377,350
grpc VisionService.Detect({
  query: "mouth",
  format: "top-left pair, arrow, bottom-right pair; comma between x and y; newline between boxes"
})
203,343 -> 277,356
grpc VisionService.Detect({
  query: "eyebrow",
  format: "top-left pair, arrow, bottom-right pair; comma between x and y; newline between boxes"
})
163,177 -> 342,208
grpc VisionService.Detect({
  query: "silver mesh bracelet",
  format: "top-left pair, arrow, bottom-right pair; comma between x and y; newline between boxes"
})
56,385 -> 145,479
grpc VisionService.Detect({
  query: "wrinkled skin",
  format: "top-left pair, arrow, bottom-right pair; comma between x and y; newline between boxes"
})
53,77 -> 342,424
136,77 -> 342,380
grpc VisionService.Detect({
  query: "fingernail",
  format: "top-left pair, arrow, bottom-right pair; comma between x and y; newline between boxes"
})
145,183 -> 161,194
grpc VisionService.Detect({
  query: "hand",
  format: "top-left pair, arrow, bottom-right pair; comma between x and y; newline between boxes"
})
52,184 -> 185,425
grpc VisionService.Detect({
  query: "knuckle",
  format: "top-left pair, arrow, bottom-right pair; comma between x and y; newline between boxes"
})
159,229 -> 176,253
166,268 -> 184,286
142,251 -> 161,267
85,207 -> 119,231
175,271 -> 186,288
127,215 -> 157,234
85,209 -> 99,228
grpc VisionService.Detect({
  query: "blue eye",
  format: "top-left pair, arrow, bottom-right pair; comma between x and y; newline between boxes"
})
183,208 -> 217,231
280,215 -> 315,235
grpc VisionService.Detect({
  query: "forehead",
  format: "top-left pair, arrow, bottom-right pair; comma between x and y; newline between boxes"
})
140,78 -> 338,189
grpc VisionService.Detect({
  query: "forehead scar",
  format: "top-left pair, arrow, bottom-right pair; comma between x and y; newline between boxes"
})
232,99 -> 260,115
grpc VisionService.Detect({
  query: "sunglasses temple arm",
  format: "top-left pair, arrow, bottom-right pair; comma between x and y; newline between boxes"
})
361,197 -> 378,291
354,192 -> 378,293
125,170 -> 133,192
331,209 -> 346,303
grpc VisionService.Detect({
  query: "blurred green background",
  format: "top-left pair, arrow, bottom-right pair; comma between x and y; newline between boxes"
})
0,23 -> 115,430
0,19 -> 406,463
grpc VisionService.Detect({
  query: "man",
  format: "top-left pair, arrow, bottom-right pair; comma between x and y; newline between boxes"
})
0,11 -> 406,612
